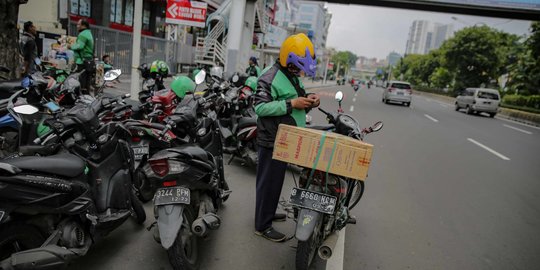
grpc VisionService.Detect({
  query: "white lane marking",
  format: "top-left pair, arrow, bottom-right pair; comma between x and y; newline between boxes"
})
503,124 -> 532,135
352,97 -> 356,102
439,103 -> 449,107
467,138 -> 510,161
326,229 -> 346,270
354,93 -> 357,97
424,114 -> 439,122
349,105 -> 354,112
495,116 -> 540,130
425,98 -> 433,102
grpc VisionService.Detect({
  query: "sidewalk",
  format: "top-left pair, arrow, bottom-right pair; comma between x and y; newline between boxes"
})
107,76 -> 336,95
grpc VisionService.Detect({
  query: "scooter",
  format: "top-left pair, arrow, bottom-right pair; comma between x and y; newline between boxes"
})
0,95 -> 146,270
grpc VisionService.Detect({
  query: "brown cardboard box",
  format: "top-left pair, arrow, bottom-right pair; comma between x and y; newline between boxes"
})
272,124 -> 373,181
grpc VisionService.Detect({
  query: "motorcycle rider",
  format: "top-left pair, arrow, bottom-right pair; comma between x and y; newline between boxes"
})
20,21 -> 39,75
246,56 -> 261,77
253,33 -> 320,242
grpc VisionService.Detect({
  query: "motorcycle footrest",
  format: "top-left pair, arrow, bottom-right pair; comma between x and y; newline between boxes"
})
347,217 -> 357,224
220,189 -> 232,198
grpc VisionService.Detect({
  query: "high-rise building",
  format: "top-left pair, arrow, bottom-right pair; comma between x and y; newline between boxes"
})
405,20 -> 454,55
295,1 -> 331,60
387,51 -> 402,66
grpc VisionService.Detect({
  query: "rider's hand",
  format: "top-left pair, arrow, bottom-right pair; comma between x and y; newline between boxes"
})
291,97 -> 314,109
307,94 -> 320,108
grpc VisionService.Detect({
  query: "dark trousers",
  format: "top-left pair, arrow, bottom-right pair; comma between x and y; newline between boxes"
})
255,146 -> 287,232
77,60 -> 93,92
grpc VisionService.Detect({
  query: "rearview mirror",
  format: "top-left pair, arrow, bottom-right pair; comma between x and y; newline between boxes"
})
335,91 -> 343,102
104,69 -> 122,81
13,104 -> 39,115
371,121 -> 383,132
195,70 -> 206,85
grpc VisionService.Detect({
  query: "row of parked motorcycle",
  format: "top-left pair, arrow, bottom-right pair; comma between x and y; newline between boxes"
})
0,62 -> 383,270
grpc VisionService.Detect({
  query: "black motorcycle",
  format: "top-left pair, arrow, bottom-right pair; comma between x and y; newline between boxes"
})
0,95 -> 146,269
289,91 -> 382,270
145,76 -> 231,269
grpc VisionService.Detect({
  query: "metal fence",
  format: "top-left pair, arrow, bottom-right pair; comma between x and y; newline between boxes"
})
69,23 -> 180,74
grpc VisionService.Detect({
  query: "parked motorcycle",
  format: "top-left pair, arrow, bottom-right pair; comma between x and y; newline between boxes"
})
0,94 -> 146,269
145,70 -> 231,270
289,91 -> 382,270
219,76 -> 258,167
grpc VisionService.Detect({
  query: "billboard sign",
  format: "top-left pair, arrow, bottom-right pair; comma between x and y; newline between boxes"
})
166,0 -> 208,28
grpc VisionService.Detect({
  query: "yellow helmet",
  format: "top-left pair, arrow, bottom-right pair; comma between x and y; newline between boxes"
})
279,33 -> 316,77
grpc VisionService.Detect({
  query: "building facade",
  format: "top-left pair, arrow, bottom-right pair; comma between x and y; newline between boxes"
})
405,20 -> 454,55
387,51 -> 402,66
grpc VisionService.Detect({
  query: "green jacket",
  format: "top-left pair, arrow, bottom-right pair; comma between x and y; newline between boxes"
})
246,65 -> 261,77
253,62 -> 307,148
71,29 -> 94,65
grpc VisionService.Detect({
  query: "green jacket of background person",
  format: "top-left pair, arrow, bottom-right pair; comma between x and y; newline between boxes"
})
70,29 -> 94,65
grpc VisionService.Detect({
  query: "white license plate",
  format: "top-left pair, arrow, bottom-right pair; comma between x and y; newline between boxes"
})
289,187 -> 337,214
154,187 -> 190,206
132,145 -> 149,160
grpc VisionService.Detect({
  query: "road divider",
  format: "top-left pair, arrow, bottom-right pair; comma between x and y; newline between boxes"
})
424,114 -> 439,122
503,124 -> 533,134
467,138 -> 510,161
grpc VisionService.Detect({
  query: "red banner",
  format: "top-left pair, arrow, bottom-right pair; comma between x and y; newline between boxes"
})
166,0 -> 207,28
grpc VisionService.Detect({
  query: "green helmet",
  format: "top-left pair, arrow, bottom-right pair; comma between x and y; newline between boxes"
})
245,76 -> 257,90
191,69 -> 201,80
170,76 -> 196,99
150,60 -> 169,77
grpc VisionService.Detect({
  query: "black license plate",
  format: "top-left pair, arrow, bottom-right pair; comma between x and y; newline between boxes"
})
483,101 -> 491,104
397,92 -> 404,95
154,187 -> 190,206
289,187 -> 337,214
132,144 -> 149,160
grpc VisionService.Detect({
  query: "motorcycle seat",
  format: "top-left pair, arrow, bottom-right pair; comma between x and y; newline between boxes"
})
1,153 -> 86,178
307,124 -> 334,131
0,79 -> 24,99
167,145 -> 212,163
238,117 -> 257,129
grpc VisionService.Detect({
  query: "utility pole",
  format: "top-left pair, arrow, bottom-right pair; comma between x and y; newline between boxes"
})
322,55 -> 329,85
130,0 -> 143,100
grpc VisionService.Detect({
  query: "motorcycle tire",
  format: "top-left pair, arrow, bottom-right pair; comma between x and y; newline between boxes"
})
130,190 -> 147,224
167,205 -> 199,270
134,169 -> 154,203
0,223 -> 45,261
348,180 -> 365,210
295,217 -> 323,270
221,178 -> 230,203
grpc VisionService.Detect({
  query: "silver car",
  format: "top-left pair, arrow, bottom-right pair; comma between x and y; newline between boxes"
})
382,81 -> 413,106
455,88 -> 500,117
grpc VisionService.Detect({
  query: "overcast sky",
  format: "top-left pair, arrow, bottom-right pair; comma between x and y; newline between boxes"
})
326,4 -> 533,60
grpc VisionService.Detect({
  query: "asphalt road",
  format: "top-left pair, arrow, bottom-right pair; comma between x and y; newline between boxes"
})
67,84 -> 540,270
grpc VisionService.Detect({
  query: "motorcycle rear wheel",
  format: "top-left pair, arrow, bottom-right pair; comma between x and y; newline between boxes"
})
348,180 -> 365,210
295,217 -> 323,270
167,205 -> 199,270
0,223 -> 45,261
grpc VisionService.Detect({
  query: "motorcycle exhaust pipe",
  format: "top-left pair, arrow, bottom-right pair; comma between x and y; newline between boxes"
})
192,218 -> 208,237
318,232 -> 339,260
192,213 -> 221,237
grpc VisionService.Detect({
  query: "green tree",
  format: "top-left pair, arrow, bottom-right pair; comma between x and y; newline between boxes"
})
0,0 -> 28,79
430,67 -> 453,88
332,51 -> 358,76
442,25 -> 514,91
507,22 -> 540,95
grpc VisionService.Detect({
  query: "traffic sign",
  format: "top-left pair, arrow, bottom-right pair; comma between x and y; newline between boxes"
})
166,0 -> 208,28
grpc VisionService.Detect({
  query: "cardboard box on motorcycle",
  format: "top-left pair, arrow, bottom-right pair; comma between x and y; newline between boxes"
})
272,124 -> 373,181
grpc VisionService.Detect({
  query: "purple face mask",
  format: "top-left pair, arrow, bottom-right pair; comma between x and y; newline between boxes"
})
286,48 -> 317,77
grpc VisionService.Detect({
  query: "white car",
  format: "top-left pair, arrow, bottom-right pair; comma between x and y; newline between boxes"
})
455,88 -> 500,117
382,81 -> 413,106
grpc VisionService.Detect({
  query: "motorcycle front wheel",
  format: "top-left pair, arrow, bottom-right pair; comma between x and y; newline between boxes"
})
295,217 -> 323,270
167,205 -> 199,270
